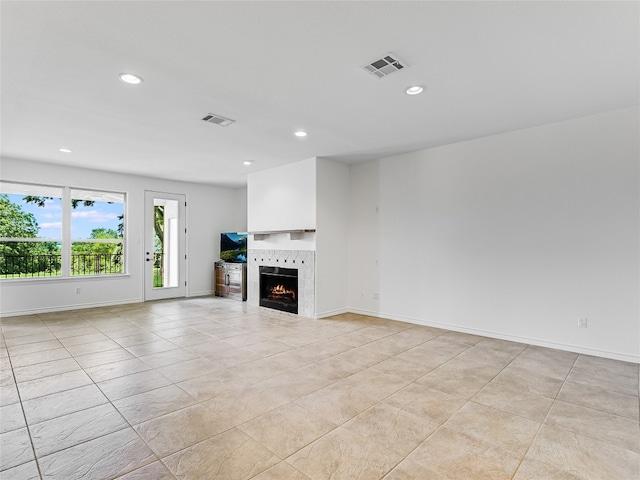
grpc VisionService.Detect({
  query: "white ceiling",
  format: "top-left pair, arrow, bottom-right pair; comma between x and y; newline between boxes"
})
2,1 -> 638,188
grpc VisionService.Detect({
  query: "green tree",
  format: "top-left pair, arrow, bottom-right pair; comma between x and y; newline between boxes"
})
0,194 -> 60,275
72,228 -> 121,274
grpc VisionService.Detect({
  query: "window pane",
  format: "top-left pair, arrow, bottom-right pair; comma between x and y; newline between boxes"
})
0,241 -> 62,278
0,182 -> 62,239
70,189 -> 124,241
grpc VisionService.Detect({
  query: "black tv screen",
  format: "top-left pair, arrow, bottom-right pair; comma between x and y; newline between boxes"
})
220,232 -> 247,263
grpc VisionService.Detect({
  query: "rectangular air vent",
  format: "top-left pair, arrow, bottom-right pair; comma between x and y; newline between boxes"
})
361,52 -> 407,78
202,113 -> 235,127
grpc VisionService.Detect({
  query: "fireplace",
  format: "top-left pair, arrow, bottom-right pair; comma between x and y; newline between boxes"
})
259,266 -> 298,314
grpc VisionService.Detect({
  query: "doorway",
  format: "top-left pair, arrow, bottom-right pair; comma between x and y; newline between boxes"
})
144,191 -> 186,300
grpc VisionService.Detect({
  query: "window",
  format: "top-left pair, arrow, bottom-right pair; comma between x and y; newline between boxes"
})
0,181 -> 126,279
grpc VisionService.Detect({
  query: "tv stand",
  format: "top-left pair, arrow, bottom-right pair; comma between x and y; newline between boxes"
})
214,261 -> 247,301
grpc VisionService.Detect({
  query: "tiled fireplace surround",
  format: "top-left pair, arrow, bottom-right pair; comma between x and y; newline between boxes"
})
247,249 -> 315,318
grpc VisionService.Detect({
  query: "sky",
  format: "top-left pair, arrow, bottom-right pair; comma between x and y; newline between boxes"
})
7,194 -> 123,239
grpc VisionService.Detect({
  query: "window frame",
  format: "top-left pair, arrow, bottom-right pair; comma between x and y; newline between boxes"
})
0,181 -> 128,280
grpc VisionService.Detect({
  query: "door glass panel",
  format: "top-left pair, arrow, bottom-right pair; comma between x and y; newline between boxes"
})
153,198 -> 179,289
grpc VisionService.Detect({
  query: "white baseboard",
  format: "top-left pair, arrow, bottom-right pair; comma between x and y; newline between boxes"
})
347,308 -> 640,364
187,290 -> 214,298
0,297 -> 143,318
315,308 -> 350,319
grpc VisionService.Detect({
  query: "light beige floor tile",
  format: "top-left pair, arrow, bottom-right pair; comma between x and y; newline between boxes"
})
0,403 -> 25,433
405,426 -> 522,479
163,428 -> 279,480
252,369 -> 332,403
573,354 -> 639,379
155,357 -> 218,383
342,403 -> 437,456
252,461 -> 312,480
85,357 -> 151,383
112,332 -> 163,348
115,460 -> 175,479
50,326 -> 101,339
7,339 -> 63,357
545,400 -> 640,453
0,427 -> 35,471
383,458 -> 446,479
138,348 -> 200,369
567,365 -> 639,397
203,383 -> 290,426
30,403 -> 128,456
341,368 -> 411,400
73,347 -> 135,369
441,402 -> 540,456
13,357 -> 81,383
384,382 -> 466,424
524,425 -> 640,480
125,339 -> 180,357
557,380 -> 639,419
22,383 -> 108,424
492,364 -> 565,398
520,345 -> 578,365
4,331 -> 57,347
294,381 -> 379,425
416,362 -> 501,399
113,384 -> 198,424
0,460 -> 40,479
297,355 -> 364,382
473,380 -> 554,422
509,354 -> 574,380
9,347 -> 71,368
59,332 -> 110,347
239,403 -> 338,458
97,369 -> 172,401
38,427 -> 156,480
17,369 -> 93,401
513,456 -> 596,479
134,403 -> 235,457
65,339 -> 122,357
0,381 -> 20,407
366,356 -> 433,382
287,426 -> 402,480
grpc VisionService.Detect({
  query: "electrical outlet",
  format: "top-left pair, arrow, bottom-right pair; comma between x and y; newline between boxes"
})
578,317 -> 588,328
75,287 -> 81,294
373,292 -> 379,300
360,292 -> 364,299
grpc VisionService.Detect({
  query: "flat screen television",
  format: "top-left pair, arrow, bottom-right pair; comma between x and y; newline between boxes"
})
220,232 -> 247,263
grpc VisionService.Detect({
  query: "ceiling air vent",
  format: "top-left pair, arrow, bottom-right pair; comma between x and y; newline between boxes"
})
361,52 -> 407,78
202,113 -> 235,127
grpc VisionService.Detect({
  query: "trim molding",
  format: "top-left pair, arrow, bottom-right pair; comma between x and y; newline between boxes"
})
347,308 -> 640,364
0,298 -> 142,318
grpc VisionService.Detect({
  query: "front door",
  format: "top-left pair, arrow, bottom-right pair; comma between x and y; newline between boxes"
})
144,191 -> 186,300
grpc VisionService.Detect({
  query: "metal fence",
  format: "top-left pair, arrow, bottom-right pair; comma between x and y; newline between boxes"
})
0,254 -> 124,278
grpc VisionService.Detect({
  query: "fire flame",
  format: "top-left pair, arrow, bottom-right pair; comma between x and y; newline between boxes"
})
270,284 -> 296,301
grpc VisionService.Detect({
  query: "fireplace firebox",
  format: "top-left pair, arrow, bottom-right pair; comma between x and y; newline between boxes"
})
259,266 -> 298,314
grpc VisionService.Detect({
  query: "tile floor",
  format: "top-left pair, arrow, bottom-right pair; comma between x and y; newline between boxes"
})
0,296 -> 638,479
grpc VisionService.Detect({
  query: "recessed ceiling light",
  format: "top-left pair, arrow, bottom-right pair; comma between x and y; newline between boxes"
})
294,131 -> 308,137
405,85 -> 424,95
119,73 -> 143,85
58,148 -> 72,153
243,161 -> 253,166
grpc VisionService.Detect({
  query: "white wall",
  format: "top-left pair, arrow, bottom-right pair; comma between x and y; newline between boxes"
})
247,157 -> 316,232
349,107 -> 639,362
315,157 -> 350,317
0,158 -> 245,315
347,160 -> 381,313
